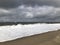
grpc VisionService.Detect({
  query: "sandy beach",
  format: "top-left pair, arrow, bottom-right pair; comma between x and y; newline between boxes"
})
0,30 -> 60,45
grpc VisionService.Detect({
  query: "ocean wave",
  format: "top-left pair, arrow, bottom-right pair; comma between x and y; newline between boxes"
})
0,23 -> 60,42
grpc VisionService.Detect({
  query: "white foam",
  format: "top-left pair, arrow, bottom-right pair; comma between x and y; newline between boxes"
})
0,23 -> 60,42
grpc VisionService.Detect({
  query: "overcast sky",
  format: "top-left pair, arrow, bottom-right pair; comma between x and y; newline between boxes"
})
0,0 -> 60,22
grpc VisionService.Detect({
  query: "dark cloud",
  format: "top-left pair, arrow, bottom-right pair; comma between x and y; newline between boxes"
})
0,0 -> 60,22
0,0 -> 19,8
18,0 -> 60,7
0,0 -> 60,9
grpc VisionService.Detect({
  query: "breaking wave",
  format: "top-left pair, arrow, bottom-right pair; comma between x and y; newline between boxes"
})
0,23 -> 60,42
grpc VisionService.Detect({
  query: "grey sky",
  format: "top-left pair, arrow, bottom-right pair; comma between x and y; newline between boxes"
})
0,0 -> 60,8
0,0 -> 60,22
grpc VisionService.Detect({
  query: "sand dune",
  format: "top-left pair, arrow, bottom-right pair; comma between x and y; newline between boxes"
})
0,30 -> 60,45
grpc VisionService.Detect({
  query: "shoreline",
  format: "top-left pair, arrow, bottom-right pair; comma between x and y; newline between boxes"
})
0,30 -> 60,45
0,22 -> 60,26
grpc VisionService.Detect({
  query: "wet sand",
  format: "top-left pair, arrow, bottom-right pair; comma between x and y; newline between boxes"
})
0,30 -> 60,45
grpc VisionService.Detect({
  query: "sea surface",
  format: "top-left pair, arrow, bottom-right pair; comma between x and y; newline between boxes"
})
0,23 -> 60,42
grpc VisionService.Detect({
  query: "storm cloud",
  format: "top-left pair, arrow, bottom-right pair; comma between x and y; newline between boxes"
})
0,0 -> 60,8
0,0 -> 60,22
